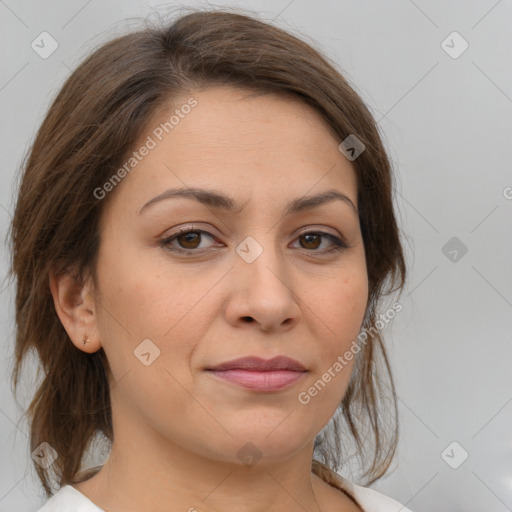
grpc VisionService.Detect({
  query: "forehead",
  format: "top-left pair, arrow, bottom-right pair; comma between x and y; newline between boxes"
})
104,85 -> 358,216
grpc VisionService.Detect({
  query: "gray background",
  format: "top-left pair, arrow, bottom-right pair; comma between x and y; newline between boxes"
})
1,0 -> 511,510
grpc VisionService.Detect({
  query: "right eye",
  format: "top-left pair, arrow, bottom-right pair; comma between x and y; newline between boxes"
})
160,228 -> 221,254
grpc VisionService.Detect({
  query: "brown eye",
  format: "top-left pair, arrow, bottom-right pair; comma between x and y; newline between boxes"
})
176,231 -> 201,249
160,228 -> 347,256
299,233 -> 321,250
292,231 -> 347,254
161,229 -> 218,253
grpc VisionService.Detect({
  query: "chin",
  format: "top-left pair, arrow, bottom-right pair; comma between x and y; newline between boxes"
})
212,428 -> 313,466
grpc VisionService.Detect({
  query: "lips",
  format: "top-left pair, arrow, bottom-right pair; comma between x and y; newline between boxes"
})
205,356 -> 307,391
206,355 -> 306,372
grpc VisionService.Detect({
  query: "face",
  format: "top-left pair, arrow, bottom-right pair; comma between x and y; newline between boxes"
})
88,85 -> 368,466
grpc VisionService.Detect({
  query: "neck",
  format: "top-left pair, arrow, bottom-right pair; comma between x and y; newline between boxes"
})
73,405 -> 329,512
75,447 -> 327,512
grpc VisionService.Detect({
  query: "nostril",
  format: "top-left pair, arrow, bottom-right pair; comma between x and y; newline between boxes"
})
242,317 -> 254,324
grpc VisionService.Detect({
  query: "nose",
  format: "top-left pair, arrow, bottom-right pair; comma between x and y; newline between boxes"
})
224,238 -> 300,333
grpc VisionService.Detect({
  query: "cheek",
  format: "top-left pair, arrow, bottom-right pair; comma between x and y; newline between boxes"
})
313,267 -> 368,346
296,272 -> 367,421
335,277 -> 368,335
96,242 -> 208,338
94,245 -> 226,393
300,269 -> 367,408
93,252 -> 207,421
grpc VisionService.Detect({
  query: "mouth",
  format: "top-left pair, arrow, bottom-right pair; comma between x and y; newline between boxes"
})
206,369 -> 306,391
205,356 -> 307,391
206,355 -> 306,372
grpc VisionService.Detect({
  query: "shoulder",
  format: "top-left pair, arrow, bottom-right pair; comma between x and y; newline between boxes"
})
334,474 -> 414,512
35,485 -> 104,512
347,479 -> 414,512
311,460 -> 414,512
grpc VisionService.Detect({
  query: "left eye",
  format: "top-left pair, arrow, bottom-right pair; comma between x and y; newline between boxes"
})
160,229 -> 347,254
292,231 -> 347,252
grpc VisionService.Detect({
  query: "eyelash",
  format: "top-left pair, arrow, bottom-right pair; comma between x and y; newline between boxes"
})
159,227 -> 348,255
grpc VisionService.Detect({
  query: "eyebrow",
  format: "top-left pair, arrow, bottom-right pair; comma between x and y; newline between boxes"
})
136,186 -> 358,216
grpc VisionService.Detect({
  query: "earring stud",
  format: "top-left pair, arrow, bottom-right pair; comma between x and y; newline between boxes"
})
82,332 -> 89,345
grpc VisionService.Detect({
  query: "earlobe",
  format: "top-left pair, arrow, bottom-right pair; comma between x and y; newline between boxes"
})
48,268 -> 101,353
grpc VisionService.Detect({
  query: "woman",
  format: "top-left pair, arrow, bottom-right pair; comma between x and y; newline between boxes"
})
9,7 -> 411,512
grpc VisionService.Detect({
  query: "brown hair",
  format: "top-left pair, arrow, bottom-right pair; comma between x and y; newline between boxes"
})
8,6 -> 406,498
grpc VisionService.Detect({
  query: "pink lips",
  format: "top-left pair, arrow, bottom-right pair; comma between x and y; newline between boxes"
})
206,356 -> 307,391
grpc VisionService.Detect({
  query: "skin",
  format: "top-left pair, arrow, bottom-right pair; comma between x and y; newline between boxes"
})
50,85 -> 368,512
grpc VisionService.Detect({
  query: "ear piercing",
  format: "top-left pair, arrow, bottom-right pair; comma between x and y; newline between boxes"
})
82,332 -> 89,345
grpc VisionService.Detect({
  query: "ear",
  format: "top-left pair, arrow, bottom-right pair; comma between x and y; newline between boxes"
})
49,267 -> 101,353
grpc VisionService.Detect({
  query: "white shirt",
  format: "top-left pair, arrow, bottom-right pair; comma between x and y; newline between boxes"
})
36,475 -> 413,512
